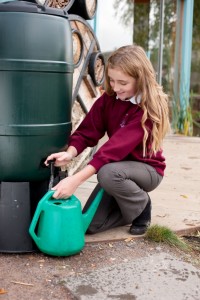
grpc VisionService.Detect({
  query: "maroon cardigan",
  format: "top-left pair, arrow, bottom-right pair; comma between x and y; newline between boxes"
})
68,92 -> 166,176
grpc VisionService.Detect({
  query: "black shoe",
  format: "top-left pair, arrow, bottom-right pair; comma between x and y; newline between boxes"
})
129,224 -> 149,235
129,196 -> 151,235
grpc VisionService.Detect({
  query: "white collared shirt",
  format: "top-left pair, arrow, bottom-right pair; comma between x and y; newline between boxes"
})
116,94 -> 142,104
129,94 -> 142,104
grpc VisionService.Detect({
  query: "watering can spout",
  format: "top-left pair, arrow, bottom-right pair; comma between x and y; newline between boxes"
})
82,188 -> 104,233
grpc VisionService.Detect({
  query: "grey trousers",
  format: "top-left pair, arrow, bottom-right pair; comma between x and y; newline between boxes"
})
83,161 -> 163,234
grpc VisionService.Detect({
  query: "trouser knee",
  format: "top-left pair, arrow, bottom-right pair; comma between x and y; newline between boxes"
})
97,163 -> 122,193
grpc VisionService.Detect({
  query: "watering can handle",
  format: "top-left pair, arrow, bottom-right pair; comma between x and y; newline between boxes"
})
48,159 -> 56,191
29,190 -> 55,242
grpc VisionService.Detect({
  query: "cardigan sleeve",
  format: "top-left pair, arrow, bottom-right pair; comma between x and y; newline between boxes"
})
68,94 -> 107,154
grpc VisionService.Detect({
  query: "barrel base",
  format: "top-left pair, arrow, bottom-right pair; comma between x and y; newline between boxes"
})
0,180 -> 49,253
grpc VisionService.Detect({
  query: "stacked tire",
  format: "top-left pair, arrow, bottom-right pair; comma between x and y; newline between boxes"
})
45,0 -> 105,174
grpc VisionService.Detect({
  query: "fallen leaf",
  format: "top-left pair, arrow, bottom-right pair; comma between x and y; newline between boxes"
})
180,194 -> 188,198
108,243 -> 113,248
156,214 -> 167,218
0,288 -> 7,294
37,259 -> 45,263
124,237 -> 133,242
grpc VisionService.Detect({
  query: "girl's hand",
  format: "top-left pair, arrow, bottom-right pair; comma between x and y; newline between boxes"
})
44,152 -> 73,167
50,164 -> 97,199
51,176 -> 80,199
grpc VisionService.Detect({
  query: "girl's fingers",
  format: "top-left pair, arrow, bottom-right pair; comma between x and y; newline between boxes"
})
52,189 -> 70,199
44,154 -> 57,165
44,152 -> 69,167
52,190 -> 59,199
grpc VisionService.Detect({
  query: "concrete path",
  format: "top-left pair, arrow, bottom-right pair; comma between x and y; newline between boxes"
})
65,134 -> 200,300
64,252 -> 200,300
74,134 -> 200,242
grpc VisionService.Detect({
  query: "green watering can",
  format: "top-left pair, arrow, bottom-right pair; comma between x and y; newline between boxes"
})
29,188 -> 104,257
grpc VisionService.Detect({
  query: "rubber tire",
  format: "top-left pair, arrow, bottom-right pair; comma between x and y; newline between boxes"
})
68,0 -> 97,20
88,51 -> 105,86
72,29 -> 84,68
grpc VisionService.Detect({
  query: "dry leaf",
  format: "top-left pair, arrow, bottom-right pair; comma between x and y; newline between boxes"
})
0,288 -> 7,294
156,214 -> 167,218
108,243 -> 113,248
180,194 -> 188,198
124,237 -> 133,242
37,259 -> 45,263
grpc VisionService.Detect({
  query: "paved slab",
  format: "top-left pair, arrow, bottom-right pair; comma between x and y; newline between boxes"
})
64,252 -> 200,300
73,134 -> 200,242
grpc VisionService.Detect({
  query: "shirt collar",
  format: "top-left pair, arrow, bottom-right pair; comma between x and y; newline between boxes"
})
129,94 -> 142,104
116,94 -> 142,104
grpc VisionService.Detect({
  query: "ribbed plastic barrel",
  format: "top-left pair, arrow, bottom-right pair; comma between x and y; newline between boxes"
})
0,1 -> 74,181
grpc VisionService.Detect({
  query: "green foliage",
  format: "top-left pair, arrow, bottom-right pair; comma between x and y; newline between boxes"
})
145,224 -> 189,251
113,0 -> 134,42
113,0 -> 199,133
172,92 -> 193,136
113,0 -> 134,27
192,112 -> 200,129
134,3 -> 150,50
193,0 -> 200,50
172,103 -> 193,136
191,0 -> 200,95
113,0 -> 177,95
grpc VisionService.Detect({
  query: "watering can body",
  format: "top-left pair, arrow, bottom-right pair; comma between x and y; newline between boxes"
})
29,189 -> 104,256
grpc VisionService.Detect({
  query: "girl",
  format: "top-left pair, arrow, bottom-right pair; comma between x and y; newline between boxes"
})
45,44 -> 170,235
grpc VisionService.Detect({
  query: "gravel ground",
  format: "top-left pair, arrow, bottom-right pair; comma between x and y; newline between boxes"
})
0,235 -> 200,300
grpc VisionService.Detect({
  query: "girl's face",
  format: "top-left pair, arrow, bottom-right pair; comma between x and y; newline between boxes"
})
108,67 -> 137,101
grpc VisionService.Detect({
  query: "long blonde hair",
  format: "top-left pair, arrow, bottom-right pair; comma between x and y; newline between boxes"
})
104,44 -> 170,156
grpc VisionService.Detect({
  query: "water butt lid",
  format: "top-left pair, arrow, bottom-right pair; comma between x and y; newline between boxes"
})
0,0 -> 69,18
